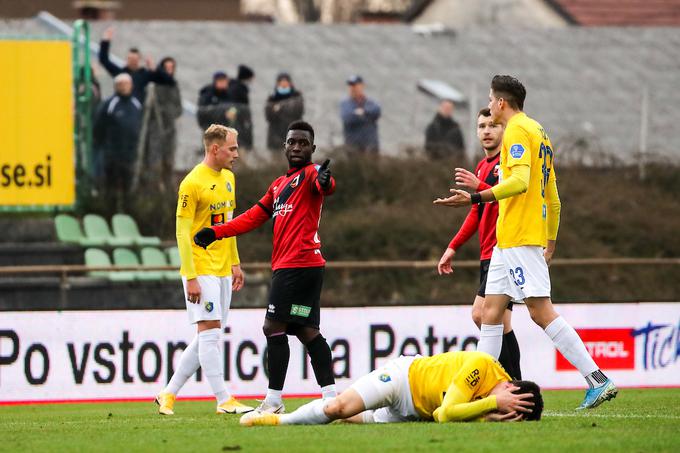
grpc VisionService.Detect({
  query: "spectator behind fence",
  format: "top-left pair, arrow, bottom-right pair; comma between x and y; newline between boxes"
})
340,75 -> 381,154
265,73 -> 304,151
98,26 -> 173,104
425,99 -> 465,161
227,64 -> 255,149
140,57 -> 183,192
197,71 -> 253,149
93,73 -> 143,212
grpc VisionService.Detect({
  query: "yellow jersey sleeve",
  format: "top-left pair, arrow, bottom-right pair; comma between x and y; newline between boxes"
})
176,216 -> 197,279
432,355 -> 498,422
503,123 -> 532,169
177,179 -> 198,219
545,168 -> 561,241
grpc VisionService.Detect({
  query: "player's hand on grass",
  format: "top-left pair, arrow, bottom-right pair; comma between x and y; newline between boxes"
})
484,411 -> 524,422
317,159 -> 332,189
232,265 -> 244,292
194,227 -> 217,249
437,248 -> 456,275
455,168 -> 481,191
495,384 -> 534,415
186,278 -> 201,304
433,189 -> 471,208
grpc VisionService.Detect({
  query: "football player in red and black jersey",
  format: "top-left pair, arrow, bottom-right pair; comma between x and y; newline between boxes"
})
436,108 -> 522,380
194,121 -> 336,413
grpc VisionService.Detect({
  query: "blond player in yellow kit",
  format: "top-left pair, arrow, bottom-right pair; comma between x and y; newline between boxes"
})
435,75 -> 617,410
155,124 -> 253,415
240,351 -> 542,426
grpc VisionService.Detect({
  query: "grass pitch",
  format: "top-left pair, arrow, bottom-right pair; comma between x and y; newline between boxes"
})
1,389 -> 678,452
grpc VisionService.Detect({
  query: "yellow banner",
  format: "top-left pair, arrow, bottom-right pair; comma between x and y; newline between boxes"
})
0,40 -> 75,207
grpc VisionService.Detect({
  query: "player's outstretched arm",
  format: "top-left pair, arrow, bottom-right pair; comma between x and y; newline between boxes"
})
314,159 -> 335,195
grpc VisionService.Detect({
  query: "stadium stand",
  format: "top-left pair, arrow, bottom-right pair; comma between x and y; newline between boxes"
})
4,18 -> 680,166
85,247 -> 135,281
55,214 -> 102,247
140,246 -> 178,280
83,214 -> 133,247
112,247 -> 164,281
111,213 -> 162,246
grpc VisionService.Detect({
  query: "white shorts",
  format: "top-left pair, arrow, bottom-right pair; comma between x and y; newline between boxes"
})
181,275 -> 232,327
350,356 -> 421,423
484,246 -> 551,302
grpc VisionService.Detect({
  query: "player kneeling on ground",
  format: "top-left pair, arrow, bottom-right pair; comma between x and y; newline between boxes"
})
240,351 -> 542,426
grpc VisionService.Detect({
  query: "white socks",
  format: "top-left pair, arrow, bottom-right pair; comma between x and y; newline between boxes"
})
198,328 -> 230,404
321,384 -> 337,400
477,324 -> 505,359
280,398 -> 332,425
545,316 -> 599,378
265,389 -> 283,406
164,336 -> 200,395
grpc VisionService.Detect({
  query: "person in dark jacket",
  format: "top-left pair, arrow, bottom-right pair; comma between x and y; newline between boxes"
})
265,73 -> 304,151
226,64 -> 255,149
140,57 -> 183,192
340,75 -> 381,154
425,100 -> 465,161
197,71 -> 232,131
93,73 -> 143,212
98,26 -> 173,104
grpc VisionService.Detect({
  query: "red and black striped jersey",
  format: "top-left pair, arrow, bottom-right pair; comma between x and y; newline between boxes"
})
448,153 -> 500,260
212,162 -> 335,270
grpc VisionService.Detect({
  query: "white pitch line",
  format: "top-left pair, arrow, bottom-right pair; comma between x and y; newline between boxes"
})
545,411 -> 680,420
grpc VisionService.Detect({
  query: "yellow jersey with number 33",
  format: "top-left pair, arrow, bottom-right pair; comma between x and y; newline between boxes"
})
497,112 -> 556,248
176,163 -> 239,277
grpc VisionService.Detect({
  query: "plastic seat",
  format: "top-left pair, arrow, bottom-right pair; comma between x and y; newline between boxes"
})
84,248 -> 135,282
113,248 -> 163,281
54,214 -> 101,247
166,246 -> 181,268
140,247 -> 177,280
112,214 -> 162,246
83,214 -> 133,247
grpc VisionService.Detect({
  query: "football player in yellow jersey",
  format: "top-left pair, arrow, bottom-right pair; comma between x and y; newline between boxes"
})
240,351 -> 541,426
155,124 -> 253,415
434,75 -> 617,410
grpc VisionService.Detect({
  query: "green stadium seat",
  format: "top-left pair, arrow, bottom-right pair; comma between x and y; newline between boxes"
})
83,214 -> 133,247
166,246 -> 181,268
84,248 -> 135,282
55,214 -> 101,247
111,214 -> 162,246
113,247 -> 163,281
140,247 -> 177,280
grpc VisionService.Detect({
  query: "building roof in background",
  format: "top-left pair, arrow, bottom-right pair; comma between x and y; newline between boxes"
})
548,0 -> 680,26
3,18 -> 679,169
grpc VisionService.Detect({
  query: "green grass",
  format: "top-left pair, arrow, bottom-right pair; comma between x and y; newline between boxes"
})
1,389 -> 678,452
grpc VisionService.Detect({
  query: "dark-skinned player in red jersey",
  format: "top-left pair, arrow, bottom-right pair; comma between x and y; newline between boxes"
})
194,120 -> 336,414
436,108 -> 522,379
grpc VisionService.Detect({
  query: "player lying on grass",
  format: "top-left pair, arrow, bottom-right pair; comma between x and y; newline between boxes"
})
240,351 -> 542,426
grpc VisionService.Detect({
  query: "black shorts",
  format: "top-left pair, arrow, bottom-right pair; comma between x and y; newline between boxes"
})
266,267 -> 324,330
478,259 -> 512,311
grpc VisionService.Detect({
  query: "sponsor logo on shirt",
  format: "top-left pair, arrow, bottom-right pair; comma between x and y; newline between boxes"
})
210,184 -> 216,190
273,197 -> 294,217
290,304 -> 312,318
204,302 -> 214,312
465,369 -> 480,387
211,213 -> 225,225
379,373 -> 391,383
210,200 -> 234,211
510,144 -> 525,159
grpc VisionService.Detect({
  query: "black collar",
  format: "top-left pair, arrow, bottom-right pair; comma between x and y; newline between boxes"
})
286,162 -> 313,176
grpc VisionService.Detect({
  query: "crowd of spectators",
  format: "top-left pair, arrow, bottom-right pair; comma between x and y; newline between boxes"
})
90,28 -> 468,213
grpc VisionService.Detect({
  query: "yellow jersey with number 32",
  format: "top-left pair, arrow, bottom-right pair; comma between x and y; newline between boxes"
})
497,112 -> 556,248
176,163 -> 239,277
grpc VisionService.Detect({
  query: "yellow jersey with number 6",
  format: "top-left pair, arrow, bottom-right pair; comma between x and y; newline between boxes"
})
497,112 -> 556,248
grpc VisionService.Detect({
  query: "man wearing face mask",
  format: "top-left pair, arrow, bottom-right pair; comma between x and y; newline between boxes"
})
194,121 -> 337,415
265,73 -> 305,152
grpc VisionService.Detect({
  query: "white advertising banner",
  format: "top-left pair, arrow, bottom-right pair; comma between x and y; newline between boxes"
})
1,303 -> 679,403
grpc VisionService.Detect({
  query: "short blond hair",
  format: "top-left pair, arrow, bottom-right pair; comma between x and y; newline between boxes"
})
203,124 -> 238,150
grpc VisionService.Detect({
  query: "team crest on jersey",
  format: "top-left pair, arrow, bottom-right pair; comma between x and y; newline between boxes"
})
379,374 -> 391,383
226,182 -> 232,192
510,144 -> 525,159
290,175 -> 301,188
493,164 -> 500,177
204,302 -> 214,312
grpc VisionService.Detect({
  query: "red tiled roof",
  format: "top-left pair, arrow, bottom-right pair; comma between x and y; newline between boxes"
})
550,0 -> 680,26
